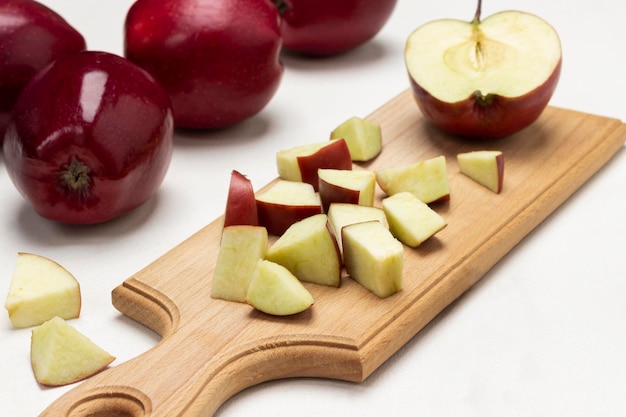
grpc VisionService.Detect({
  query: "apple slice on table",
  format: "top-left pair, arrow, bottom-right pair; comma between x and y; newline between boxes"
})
342,221 -> 403,298
4,253 -> 81,329
245,260 -> 314,316
376,155 -> 450,204
382,192 -> 447,247
404,0 -> 562,140
318,168 -> 376,212
223,170 -> 258,227
276,139 -> 352,190
256,180 -> 323,235
211,225 -> 268,303
330,116 -> 382,162
457,150 -> 504,193
266,214 -> 341,287
327,203 -> 388,256
31,316 -> 115,386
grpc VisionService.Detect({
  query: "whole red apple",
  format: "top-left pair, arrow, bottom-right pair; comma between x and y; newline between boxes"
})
274,0 -> 397,56
3,51 -> 174,225
124,0 -> 283,130
0,0 -> 86,141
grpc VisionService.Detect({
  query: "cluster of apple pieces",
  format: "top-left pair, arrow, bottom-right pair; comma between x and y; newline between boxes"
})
211,116 -> 505,315
4,253 -> 115,386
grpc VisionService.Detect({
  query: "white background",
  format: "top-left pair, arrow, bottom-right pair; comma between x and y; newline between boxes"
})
1,1 -> 625,416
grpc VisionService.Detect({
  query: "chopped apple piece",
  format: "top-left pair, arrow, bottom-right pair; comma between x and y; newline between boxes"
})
382,192 -> 447,247
318,168 -> 376,212
246,260 -> 314,316
457,150 -> 504,193
276,139 -> 352,190
342,221 -> 403,298
4,252 -> 81,329
327,203 -> 388,256
223,170 -> 258,227
256,180 -> 323,235
376,155 -> 450,204
211,225 -> 268,303
30,316 -> 115,386
329,116 -> 382,161
266,214 -> 341,287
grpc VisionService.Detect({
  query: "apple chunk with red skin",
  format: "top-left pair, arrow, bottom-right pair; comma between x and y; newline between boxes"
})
223,170 -> 258,227
277,139 -> 352,191
318,168 -> 376,212
256,180 -> 322,235
457,150 -> 504,193
404,0 -> 562,139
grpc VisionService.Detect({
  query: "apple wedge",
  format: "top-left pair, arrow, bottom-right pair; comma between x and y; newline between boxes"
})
457,150 -> 504,193
327,203 -> 388,256
4,252 -> 81,329
376,155 -> 450,204
245,260 -> 314,316
329,116 -> 382,162
31,316 -> 115,386
405,0 -> 562,139
211,225 -> 268,303
266,214 -> 341,287
256,180 -> 323,235
342,221 -> 403,298
276,139 -> 352,190
382,192 -> 447,247
318,168 -> 376,212
223,170 -> 258,227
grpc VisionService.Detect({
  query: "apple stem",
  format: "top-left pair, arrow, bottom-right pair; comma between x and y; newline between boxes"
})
271,0 -> 289,15
59,157 -> 92,195
473,0 -> 482,24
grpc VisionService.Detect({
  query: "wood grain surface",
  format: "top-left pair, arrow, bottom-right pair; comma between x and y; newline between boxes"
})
40,89 -> 626,417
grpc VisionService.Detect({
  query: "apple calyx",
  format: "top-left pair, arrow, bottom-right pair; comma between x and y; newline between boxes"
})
271,0 -> 289,15
58,157 -> 92,199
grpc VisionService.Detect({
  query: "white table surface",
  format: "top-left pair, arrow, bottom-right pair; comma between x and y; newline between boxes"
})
2,1 -> 625,415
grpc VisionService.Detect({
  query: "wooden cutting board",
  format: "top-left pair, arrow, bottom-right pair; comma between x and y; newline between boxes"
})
41,89 -> 625,417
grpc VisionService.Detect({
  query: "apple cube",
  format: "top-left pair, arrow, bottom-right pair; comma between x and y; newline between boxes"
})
318,168 -> 376,212
245,260 -> 314,316
376,155 -> 450,204
4,252 -> 81,329
276,139 -> 352,190
329,116 -> 382,162
382,192 -> 447,247
223,170 -> 258,227
30,316 -> 115,386
256,180 -> 322,235
457,150 -> 504,193
266,214 -> 341,287
327,203 -> 388,256
211,225 -> 268,303
342,221 -> 403,298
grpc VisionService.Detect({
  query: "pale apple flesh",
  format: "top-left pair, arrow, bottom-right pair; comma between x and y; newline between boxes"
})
329,116 -> 382,162
318,168 -> 376,212
457,150 -> 504,193
327,203 -> 388,257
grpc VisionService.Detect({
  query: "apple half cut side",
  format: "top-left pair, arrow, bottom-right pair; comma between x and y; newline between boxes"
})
382,192 -> 447,247
276,139 -> 352,190
318,168 -> 376,212
31,316 -> 115,386
4,252 -> 81,329
223,170 -> 258,227
404,0 -> 562,140
330,116 -> 382,162
457,150 -> 504,193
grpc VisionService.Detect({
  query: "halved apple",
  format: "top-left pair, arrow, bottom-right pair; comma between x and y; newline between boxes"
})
276,139 -> 352,190
327,203 -> 388,256
457,150 -> 504,193
329,116 -> 382,162
211,225 -> 269,302
223,170 -> 258,227
404,0 -> 562,139
245,260 -> 314,316
266,214 -> 342,287
31,316 -> 115,386
256,180 -> 322,235
342,221 -> 403,298
318,168 -> 376,212
376,155 -> 450,204
5,252 -> 81,329
382,192 -> 447,247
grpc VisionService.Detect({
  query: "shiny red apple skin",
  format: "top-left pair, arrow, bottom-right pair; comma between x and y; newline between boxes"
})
409,59 -> 562,140
124,0 -> 283,130
0,0 -> 86,141
277,0 -> 397,56
3,51 -> 174,225
297,139 -> 352,191
223,170 -> 258,227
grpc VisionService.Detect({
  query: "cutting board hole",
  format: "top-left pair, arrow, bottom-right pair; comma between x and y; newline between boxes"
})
66,387 -> 151,417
